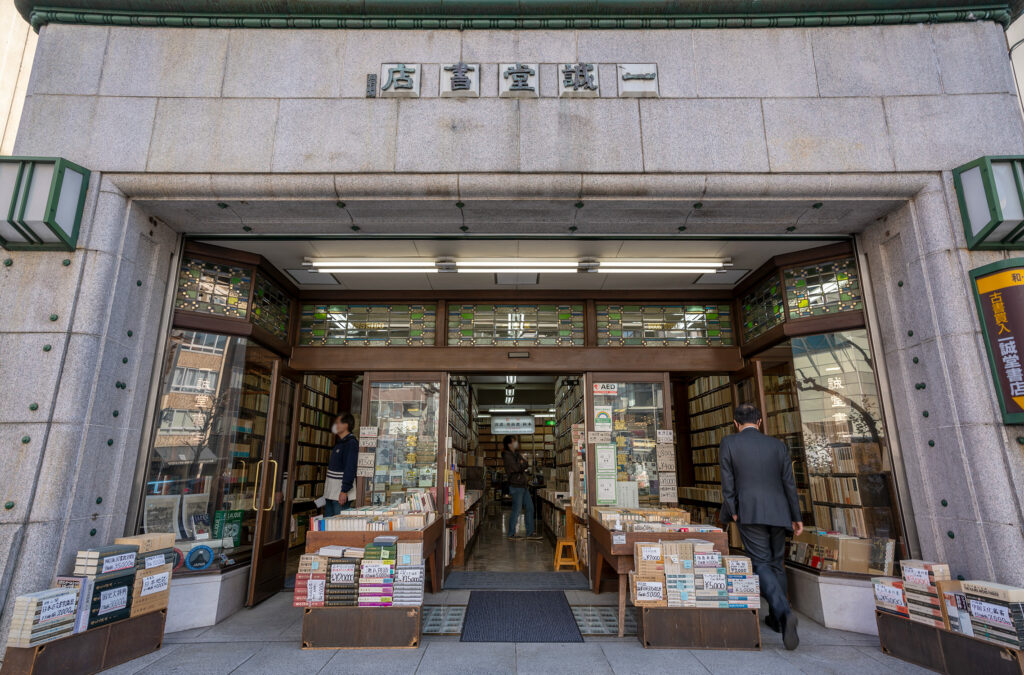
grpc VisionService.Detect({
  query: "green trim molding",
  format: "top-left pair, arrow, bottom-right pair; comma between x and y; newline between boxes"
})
17,0 -> 1013,30
970,258 -> 1024,425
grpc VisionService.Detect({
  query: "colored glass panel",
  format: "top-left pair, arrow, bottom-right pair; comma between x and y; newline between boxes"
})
250,272 -> 291,341
174,257 -> 251,319
298,304 -> 436,346
596,304 -> 734,346
741,275 -> 785,343
447,304 -> 584,346
784,257 -> 864,319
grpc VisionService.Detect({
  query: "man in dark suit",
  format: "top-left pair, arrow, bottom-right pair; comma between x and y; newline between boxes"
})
719,403 -> 803,650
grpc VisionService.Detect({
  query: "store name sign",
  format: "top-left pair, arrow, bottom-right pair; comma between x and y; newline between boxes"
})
369,62 -> 659,99
491,416 -> 536,435
971,259 -> 1024,424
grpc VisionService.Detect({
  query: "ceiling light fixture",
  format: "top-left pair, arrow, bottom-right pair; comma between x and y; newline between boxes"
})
598,261 -> 726,268
506,375 -> 517,385
307,260 -> 437,268
490,407 -> 526,413
456,261 -> 577,268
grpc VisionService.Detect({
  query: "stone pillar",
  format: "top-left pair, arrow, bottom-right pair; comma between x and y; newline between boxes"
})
859,176 -> 1024,585
0,175 -> 179,652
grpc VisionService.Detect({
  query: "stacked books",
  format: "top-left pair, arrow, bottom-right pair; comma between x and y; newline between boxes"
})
74,545 -> 138,577
54,576 -> 93,633
872,576 -> 909,619
397,541 -> 424,566
901,560 -> 950,628
85,569 -> 136,629
962,580 -> 1024,649
393,564 -> 425,607
663,542 -> 696,608
294,554 -> 328,607
117,533 -> 175,572
692,542 -> 730,608
726,573 -> 760,609
358,559 -> 395,607
325,558 -> 360,607
937,580 -> 974,636
131,563 -> 172,618
365,536 -> 398,564
6,588 -> 79,648
631,542 -> 667,607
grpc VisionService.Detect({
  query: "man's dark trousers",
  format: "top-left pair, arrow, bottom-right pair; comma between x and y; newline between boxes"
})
738,523 -> 789,620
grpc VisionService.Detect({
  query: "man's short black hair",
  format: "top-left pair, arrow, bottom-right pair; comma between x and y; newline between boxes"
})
338,412 -> 355,433
733,403 -> 762,425
502,435 -> 516,451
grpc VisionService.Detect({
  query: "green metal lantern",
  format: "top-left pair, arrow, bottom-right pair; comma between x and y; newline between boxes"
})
953,156 -> 1024,251
0,156 -> 90,251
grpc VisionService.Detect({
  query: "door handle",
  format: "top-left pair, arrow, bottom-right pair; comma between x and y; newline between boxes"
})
264,459 -> 279,511
251,460 -> 264,511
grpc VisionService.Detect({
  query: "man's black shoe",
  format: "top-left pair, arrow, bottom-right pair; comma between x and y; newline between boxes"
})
781,611 -> 799,650
765,614 -> 781,633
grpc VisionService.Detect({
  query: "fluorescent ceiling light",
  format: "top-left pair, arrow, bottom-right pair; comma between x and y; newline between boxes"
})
316,268 -> 439,274
457,261 -> 577,268
476,414 -> 491,418
309,260 -> 437,268
598,261 -> 726,268
506,375 -> 517,385
491,407 -> 525,413
533,414 -> 555,418
548,407 -> 556,412
598,268 -> 721,274
459,268 -> 578,274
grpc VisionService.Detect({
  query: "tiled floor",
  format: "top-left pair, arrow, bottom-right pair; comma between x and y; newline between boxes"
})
101,591 -> 933,674
462,507 -> 555,572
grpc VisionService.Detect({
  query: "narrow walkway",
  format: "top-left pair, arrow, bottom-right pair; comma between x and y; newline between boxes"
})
103,591 -> 931,674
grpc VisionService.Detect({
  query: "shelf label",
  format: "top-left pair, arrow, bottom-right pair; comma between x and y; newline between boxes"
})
361,562 -> 392,578
903,567 -> 932,587
874,583 -> 906,607
356,466 -> 375,477
306,578 -> 325,602
588,431 -> 611,444
702,573 -> 727,591
658,472 -> 677,503
101,552 -> 137,574
98,586 -> 129,615
635,581 -> 664,601
729,576 -> 758,595
145,553 -> 166,569
656,444 -> 675,471
657,429 -> 673,443
612,533 -> 626,545
640,545 -> 661,562
357,452 -> 376,467
969,599 -> 1012,628
694,551 -> 721,568
396,567 -> 424,584
39,592 -> 77,622
331,563 -> 356,584
141,572 -> 170,597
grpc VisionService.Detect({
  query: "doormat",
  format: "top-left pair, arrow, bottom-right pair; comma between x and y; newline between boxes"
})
460,591 -> 583,643
444,571 -> 589,590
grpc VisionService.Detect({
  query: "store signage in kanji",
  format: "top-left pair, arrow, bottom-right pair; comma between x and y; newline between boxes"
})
971,259 -> 1024,424
491,416 -> 536,435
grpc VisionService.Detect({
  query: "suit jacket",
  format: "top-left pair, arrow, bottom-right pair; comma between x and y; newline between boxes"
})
719,427 -> 801,530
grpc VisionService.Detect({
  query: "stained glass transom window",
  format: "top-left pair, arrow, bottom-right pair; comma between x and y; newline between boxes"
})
784,257 -> 864,319
741,275 -> 784,343
447,304 -> 584,346
596,304 -> 734,346
174,257 -> 251,319
299,304 -> 436,346
251,273 -> 291,341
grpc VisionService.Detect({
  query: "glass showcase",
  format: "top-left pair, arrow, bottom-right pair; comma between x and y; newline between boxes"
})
592,381 -> 665,507
365,381 -> 441,506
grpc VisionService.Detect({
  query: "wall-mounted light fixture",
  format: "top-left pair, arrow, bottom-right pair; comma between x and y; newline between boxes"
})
953,156 -> 1024,250
0,157 -> 90,251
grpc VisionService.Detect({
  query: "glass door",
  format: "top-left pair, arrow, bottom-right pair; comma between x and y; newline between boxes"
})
246,356 -> 298,606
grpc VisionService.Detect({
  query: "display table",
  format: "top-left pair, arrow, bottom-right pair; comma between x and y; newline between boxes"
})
875,610 -> 1024,675
301,606 -> 422,649
637,607 -> 761,650
304,515 -> 443,594
588,516 -> 730,638
0,610 -> 167,675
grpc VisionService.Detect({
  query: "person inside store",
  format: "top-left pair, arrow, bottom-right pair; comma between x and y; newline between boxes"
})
502,435 -> 542,541
719,403 -> 804,651
323,412 -> 358,517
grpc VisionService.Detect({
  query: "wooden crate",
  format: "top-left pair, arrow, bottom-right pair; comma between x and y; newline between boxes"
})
876,610 -> 1024,675
636,607 -> 761,650
0,610 -> 166,675
301,606 -> 421,649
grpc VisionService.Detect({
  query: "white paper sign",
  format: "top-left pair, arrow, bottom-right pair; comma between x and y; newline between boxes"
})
729,577 -> 759,595
657,429 -> 673,443
98,586 -> 128,615
969,599 -> 1012,627
588,431 -> 611,444
702,573 -> 727,590
597,477 -> 617,504
593,406 -> 613,432
596,443 -> 616,471
492,416 -> 536,435
903,567 -> 932,587
306,578 -> 325,602
640,546 -> 661,562
656,443 -> 676,471
359,427 -> 378,437
359,436 -> 378,448
39,592 -> 77,622
331,563 -> 356,584
145,554 -> 165,569
874,583 -> 906,606
356,466 -> 375,477
726,558 -> 749,574
635,581 -> 664,601
694,551 -> 721,568
141,572 -> 170,596
612,534 -> 627,545
396,567 -> 424,584
593,383 -> 618,395
357,452 -> 376,467
658,472 -> 677,503
361,562 -> 392,578
101,552 -> 136,574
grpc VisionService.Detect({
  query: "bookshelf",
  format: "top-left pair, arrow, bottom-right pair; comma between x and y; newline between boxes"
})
555,376 -> 584,495
762,364 -> 813,523
678,374 -> 733,524
290,374 -> 339,546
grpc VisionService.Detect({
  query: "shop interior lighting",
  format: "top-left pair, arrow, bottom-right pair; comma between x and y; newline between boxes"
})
506,375 -> 517,384
490,407 -> 525,413
306,258 -> 728,274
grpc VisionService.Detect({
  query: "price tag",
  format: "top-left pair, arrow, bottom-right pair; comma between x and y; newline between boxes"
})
359,427 -> 378,437
874,583 -> 906,607
361,562 -> 391,578
145,553 -> 166,569
729,577 -> 758,595
396,567 -> 424,584
357,452 -> 376,467
635,581 -> 664,601
588,431 -> 611,444
640,546 -> 661,562
356,466 -> 375,477
612,534 -> 626,545
657,429 -> 673,443
903,567 -> 932,587
98,586 -> 128,615
101,552 -> 136,574
658,472 -> 677,503
656,443 -> 676,471
358,436 -> 378,448
969,599 -> 1012,627
702,573 -> 727,590
141,572 -> 170,596
694,551 -> 721,568
306,578 -> 325,602
331,563 -> 355,584
39,592 -> 77,622
726,558 -> 750,574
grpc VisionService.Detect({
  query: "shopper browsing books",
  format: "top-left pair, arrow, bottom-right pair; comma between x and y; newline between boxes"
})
324,413 -> 358,517
502,435 -> 541,541
719,403 -> 803,650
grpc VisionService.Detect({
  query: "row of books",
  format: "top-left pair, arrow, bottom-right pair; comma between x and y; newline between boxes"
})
300,407 -> 334,428
304,374 -> 339,398
686,375 -> 731,400
295,482 -> 325,499
689,426 -> 731,449
302,388 -> 335,412
294,464 -> 328,482
297,428 -> 333,448
691,447 -> 718,465
809,443 -> 886,475
679,485 -> 722,504
630,540 -> 759,609
687,386 -> 732,416
239,391 -> 269,413
788,530 -> 894,575
765,411 -> 801,435
296,444 -> 330,463
694,465 -> 721,483
689,407 -> 733,433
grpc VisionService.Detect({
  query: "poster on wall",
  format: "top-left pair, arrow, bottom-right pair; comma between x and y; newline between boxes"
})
596,476 -> 616,504
143,495 -> 179,535
971,259 -> 1024,424
595,443 -> 616,472
593,406 -> 613,432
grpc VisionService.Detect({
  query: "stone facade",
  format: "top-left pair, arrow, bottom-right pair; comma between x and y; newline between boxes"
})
2,18 -> 1024,652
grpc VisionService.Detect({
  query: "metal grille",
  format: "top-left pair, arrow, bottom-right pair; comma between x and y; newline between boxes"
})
422,605 -> 466,635
571,605 -> 637,635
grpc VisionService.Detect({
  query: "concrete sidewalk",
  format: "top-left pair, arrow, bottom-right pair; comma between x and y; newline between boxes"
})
102,592 -> 930,674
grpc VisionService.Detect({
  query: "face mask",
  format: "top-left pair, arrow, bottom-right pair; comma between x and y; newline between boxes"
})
331,423 -> 341,435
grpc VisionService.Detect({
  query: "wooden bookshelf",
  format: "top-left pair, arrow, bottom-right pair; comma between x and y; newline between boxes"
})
290,374 -> 338,545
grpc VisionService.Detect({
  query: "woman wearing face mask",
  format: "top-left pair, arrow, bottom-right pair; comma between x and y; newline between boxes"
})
324,412 -> 358,517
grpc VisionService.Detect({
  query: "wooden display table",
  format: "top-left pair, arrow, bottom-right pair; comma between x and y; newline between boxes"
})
301,606 -> 421,649
589,516 -> 730,638
304,515 -> 443,593
876,610 -> 1024,675
637,607 -> 761,650
0,610 -> 166,675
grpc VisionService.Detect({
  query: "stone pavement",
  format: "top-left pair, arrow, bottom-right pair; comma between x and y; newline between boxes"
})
102,591 -> 930,674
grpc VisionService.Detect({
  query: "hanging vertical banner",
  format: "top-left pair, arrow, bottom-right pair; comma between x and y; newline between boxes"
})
971,259 -> 1024,424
